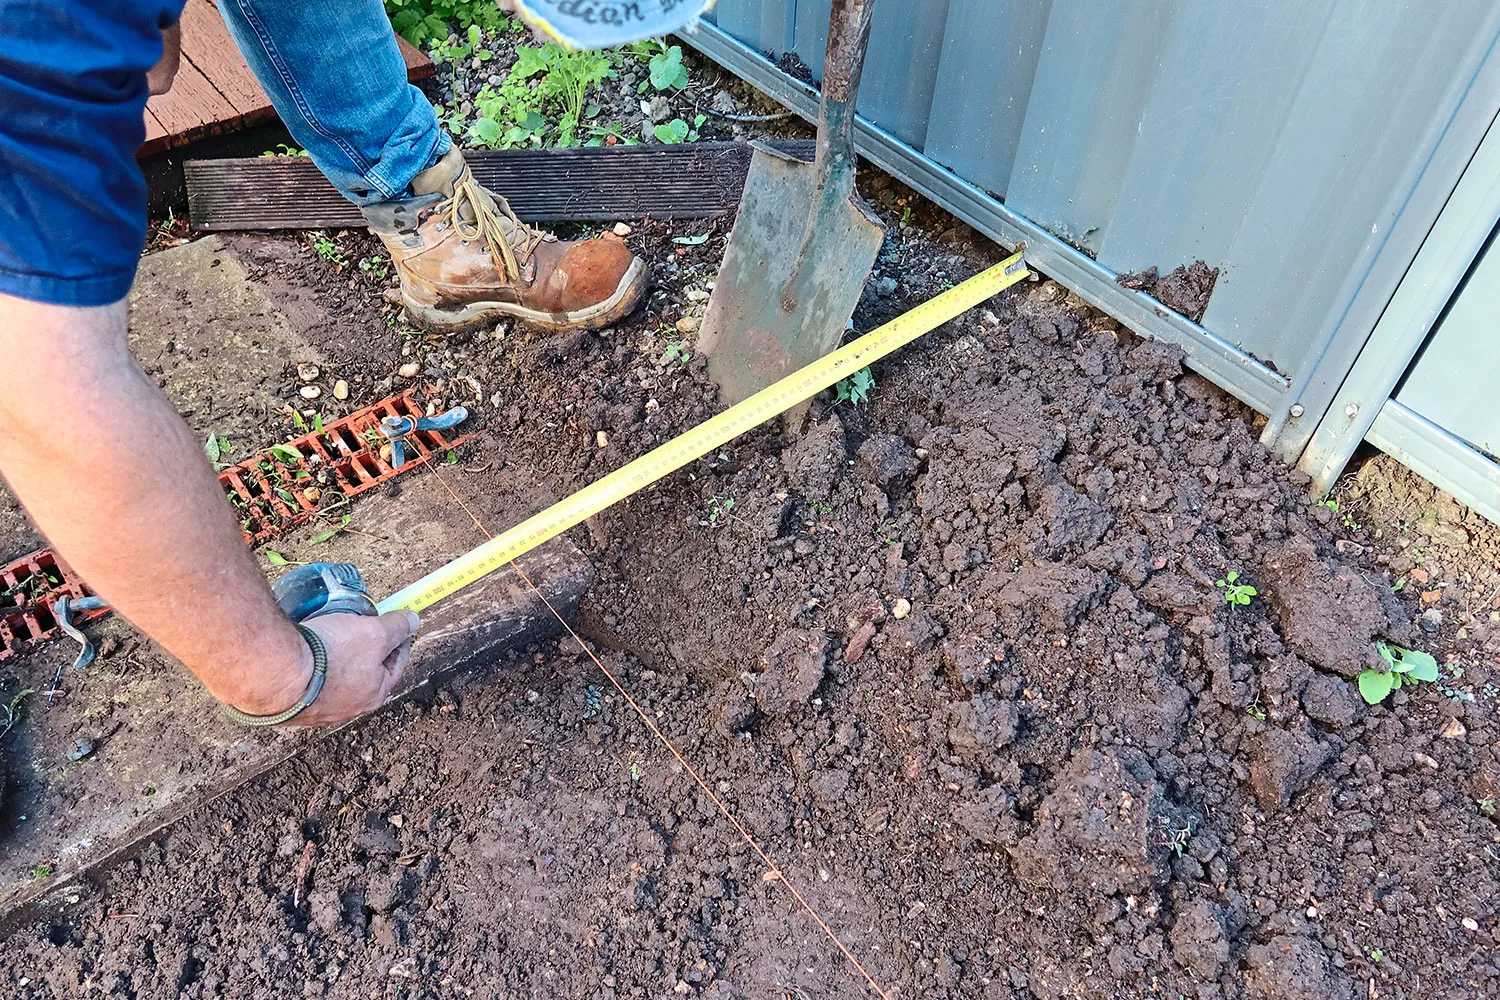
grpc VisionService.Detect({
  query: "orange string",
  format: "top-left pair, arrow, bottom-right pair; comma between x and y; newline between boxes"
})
425,463 -> 892,1000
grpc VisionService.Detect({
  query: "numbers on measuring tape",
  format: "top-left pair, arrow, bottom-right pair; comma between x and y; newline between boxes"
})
376,254 -> 1027,616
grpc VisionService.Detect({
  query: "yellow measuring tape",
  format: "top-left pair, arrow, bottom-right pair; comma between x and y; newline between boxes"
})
376,250 -> 1029,615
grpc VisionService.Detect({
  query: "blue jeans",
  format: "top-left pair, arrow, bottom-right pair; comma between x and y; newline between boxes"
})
0,0 -> 444,307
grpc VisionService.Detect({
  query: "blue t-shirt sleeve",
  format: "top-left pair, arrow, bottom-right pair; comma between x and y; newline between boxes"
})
0,2 -> 185,306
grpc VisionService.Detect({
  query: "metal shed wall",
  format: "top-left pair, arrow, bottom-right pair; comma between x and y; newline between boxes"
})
686,0 -> 1500,520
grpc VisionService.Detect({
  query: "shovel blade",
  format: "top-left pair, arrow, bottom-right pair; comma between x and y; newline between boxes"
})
698,145 -> 884,405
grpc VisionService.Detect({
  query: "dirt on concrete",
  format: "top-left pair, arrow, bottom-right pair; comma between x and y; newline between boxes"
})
1,192 -> 1496,1000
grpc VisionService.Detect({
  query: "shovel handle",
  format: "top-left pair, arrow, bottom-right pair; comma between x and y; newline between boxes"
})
820,0 -> 877,153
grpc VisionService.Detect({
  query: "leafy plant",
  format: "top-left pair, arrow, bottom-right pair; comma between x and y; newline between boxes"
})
269,443 -> 303,465
703,494 -> 736,527
30,863 -> 53,880
470,43 -> 612,150
652,114 -> 706,144
648,44 -> 689,90
384,0 -> 512,47
1165,823 -> 1193,858
1215,570 -> 1256,608
309,515 -> 353,545
1,688 -> 35,739
1358,642 -> 1438,705
835,368 -> 875,407
265,551 -> 302,567
1479,796 -> 1497,818
204,431 -> 233,471
659,342 -> 691,365
311,234 -> 344,264
260,143 -> 307,157
444,449 -> 460,465
359,254 -> 390,281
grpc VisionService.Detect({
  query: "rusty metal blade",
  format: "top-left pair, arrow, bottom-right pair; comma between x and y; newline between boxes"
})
698,144 -> 884,405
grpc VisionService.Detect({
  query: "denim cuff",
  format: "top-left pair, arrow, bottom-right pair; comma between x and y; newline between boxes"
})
0,265 -> 138,308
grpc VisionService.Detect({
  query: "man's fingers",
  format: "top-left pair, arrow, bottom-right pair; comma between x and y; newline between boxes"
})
378,609 -> 421,649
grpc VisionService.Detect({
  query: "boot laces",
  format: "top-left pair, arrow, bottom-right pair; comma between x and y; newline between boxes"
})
447,173 -> 545,282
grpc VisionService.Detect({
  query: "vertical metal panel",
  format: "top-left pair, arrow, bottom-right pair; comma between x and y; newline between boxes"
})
922,0 -> 1053,200
1396,228 -> 1500,457
692,1 -> 1500,520
707,0 -> 795,56
1003,0 -> 1177,249
857,0 -> 952,148
792,0 -> 831,79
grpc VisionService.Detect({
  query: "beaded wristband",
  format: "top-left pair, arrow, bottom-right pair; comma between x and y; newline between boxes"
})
221,624 -> 327,727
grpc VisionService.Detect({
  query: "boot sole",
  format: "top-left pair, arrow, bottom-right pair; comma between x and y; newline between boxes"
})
401,258 -> 649,334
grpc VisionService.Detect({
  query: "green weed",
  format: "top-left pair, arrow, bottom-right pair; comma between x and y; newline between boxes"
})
359,254 -> 390,280
311,234 -> 344,264
653,114 -> 706,144
260,143 -> 307,157
703,494 -> 736,527
1357,642 -> 1439,705
469,43 -> 612,149
647,44 -> 689,90
384,0 -> 513,47
1,688 -> 35,739
1215,570 -> 1256,608
835,368 -> 875,407
659,342 -> 691,365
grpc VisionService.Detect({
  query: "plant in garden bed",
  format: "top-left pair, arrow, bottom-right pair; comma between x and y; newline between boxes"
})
1357,641 -> 1438,705
1215,570 -> 1256,608
468,43 -> 613,149
385,0 -> 515,47
834,367 -> 875,407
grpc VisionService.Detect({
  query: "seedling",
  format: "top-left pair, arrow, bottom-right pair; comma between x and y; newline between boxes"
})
647,44 -> 689,90
835,367 -> 875,407
1365,947 -> 1385,964
260,143 -> 307,157
1479,797 -> 1497,818
269,443 -> 303,465
703,493 -> 736,527
1164,823 -> 1192,858
204,431 -> 233,471
630,762 -> 642,782
1215,570 -> 1256,608
311,234 -> 344,264
1357,641 -> 1439,705
875,520 -> 900,546
359,254 -> 390,280
308,515 -> 353,545
653,115 -> 705,144
265,551 -> 303,567
1317,498 -> 1338,512
1246,699 -> 1267,722
659,342 -> 691,365
30,863 -> 53,880
1,688 -> 35,739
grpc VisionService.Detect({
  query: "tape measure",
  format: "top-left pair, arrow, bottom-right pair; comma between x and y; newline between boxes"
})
376,250 -> 1029,615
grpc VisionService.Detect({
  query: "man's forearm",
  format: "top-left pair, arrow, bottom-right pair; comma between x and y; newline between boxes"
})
0,294 -> 310,713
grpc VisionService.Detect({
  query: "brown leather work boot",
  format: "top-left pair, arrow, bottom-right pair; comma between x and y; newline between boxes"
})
363,147 -> 648,333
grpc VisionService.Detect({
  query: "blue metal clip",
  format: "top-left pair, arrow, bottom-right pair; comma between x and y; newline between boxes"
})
378,406 -> 469,469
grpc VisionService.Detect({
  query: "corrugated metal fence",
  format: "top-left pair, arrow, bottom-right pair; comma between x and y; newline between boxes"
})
686,0 -> 1500,521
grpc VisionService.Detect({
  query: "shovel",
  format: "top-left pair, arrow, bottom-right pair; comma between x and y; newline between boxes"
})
696,0 -> 885,406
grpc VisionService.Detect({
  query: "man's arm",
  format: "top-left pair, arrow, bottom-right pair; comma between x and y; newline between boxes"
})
0,293 -> 417,725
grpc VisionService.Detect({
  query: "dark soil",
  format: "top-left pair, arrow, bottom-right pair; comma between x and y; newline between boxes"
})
1116,261 -> 1220,323
2,187 -> 1498,1000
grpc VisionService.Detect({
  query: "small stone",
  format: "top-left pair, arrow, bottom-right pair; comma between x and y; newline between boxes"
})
332,379 -> 349,401
1441,717 -> 1467,739
490,391 -> 503,408
1463,917 -> 1480,931
493,322 -> 508,340
891,597 -> 912,620
297,363 -> 320,382
302,487 -> 321,504
1421,589 -> 1443,604
299,385 -> 321,400
685,287 -> 710,302
980,309 -> 1000,326
398,362 -> 421,378
645,398 -> 659,413
596,430 -> 609,449
612,222 -> 632,237
1420,608 -> 1443,632
675,315 -> 699,334
68,738 -> 95,762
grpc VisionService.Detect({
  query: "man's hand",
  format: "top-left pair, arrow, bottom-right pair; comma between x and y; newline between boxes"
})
289,610 -> 419,726
0,294 -> 414,729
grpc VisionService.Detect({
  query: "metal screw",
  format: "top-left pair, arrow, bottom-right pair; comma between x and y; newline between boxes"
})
1289,403 -> 1305,418
1345,403 -> 1360,418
